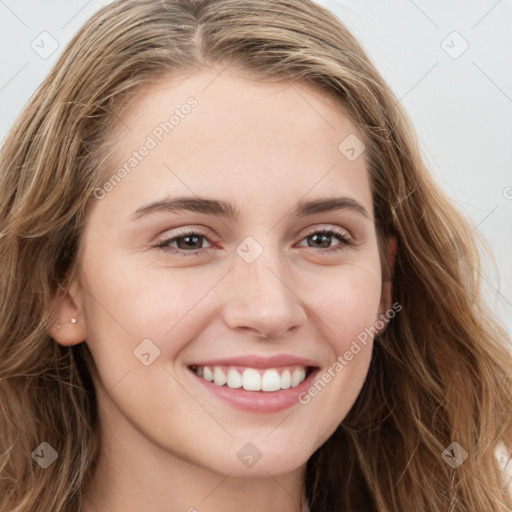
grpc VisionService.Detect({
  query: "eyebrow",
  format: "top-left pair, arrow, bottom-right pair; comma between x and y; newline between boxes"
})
129,195 -> 370,221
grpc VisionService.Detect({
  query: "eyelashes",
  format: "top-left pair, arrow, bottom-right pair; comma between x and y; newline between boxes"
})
154,228 -> 214,257
153,226 -> 354,258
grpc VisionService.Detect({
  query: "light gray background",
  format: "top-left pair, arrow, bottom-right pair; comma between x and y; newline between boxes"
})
1,0 -> 511,335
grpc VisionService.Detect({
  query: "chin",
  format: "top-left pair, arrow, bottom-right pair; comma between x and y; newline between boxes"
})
202,436 -> 313,477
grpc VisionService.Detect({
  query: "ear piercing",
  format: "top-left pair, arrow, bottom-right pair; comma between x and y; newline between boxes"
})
55,318 -> 77,331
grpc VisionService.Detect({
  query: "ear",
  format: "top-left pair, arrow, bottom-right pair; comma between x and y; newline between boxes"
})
48,280 -> 87,346
379,234 -> 398,317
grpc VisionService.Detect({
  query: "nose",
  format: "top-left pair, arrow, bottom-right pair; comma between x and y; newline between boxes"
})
221,246 -> 308,339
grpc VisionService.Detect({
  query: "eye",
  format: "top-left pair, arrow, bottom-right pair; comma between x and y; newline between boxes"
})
154,228 -> 213,257
296,227 -> 354,254
153,226 -> 354,257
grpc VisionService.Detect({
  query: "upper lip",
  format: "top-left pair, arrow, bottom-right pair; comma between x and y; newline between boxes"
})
188,354 -> 319,369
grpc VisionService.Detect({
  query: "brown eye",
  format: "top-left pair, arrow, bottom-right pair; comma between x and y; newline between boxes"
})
297,228 -> 353,253
154,229 -> 213,257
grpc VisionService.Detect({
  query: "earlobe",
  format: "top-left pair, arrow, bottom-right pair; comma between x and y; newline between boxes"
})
48,281 -> 87,346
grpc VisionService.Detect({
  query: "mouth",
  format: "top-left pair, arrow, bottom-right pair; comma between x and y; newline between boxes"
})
186,354 -> 321,412
187,356 -> 320,414
188,364 -> 315,392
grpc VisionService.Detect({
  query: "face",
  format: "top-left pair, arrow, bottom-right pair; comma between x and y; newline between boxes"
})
59,70 -> 392,478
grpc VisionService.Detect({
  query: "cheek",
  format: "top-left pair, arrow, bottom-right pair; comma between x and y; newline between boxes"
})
79,248 -> 198,340
290,262 -> 381,425
309,263 -> 383,349
77,252 -> 228,408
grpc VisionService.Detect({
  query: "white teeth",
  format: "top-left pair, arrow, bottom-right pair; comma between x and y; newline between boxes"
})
213,367 -> 227,386
226,368 -> 243,388
242,368 -> 261,391
291,367 -> 305,387
193,365 -> 309,392
202,366 -> 213,381
280,369 -> 291,389
261,369 -> 281,392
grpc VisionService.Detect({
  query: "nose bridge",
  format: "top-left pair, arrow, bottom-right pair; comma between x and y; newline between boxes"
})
223,238 -> 306,337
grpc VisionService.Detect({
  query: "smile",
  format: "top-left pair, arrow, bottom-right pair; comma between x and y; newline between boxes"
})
189,364 -> 311,392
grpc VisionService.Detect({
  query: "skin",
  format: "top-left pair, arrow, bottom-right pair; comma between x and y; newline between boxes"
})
51,69 -> 396,512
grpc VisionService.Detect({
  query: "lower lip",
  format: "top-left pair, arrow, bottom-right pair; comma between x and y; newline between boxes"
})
188,367 -> 320,413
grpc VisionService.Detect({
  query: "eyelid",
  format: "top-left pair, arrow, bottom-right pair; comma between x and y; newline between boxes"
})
300,224 -> 353,241
154,225 -> 217,244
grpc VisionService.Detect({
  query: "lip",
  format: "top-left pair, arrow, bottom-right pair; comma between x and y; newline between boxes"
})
187,362 -> 320,413
188,354 -> 319,369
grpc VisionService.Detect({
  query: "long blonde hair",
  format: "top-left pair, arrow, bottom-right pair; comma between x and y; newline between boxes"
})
0,1 -> 510,510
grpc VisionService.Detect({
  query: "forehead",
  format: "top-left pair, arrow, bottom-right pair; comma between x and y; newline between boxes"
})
98,70 -> 372,218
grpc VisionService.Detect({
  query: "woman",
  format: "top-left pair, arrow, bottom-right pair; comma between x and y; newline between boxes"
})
0,1 -> 510,510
